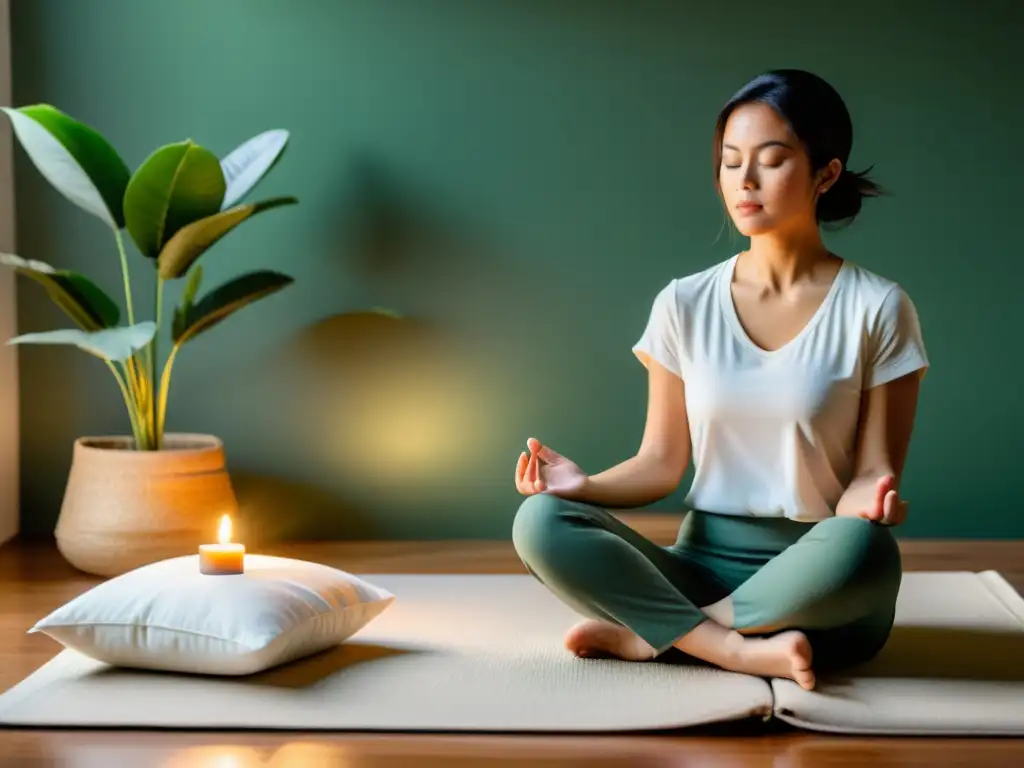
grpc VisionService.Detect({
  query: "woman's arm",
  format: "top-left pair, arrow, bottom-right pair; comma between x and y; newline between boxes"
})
576,356 -> 692,508
835,370 -> 923,523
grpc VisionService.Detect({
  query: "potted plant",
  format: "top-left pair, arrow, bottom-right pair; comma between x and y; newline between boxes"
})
1,104 -> 298,576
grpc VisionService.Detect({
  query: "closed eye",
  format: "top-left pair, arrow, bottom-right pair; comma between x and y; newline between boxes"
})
722,160 -> 784,170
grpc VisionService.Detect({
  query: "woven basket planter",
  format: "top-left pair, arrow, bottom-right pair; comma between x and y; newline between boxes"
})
55,433 -> 239,578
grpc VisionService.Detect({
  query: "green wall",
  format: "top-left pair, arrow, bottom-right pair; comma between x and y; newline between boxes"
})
10,0 -> 1022,540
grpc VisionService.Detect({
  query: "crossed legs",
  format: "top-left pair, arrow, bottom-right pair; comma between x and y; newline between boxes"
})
511,494 -> 902,690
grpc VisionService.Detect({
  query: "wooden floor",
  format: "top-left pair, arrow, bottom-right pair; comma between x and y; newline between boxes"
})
1,514 -> 1022,767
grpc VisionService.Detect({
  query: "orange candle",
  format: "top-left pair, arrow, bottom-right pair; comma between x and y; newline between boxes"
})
199,514 -> 245,575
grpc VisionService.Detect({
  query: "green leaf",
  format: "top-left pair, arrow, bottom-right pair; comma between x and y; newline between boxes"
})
157,195 -> 298,279
7,322 -> 156,362
124,140 -> 226,259
172,265 -> 203,341
173,270 -> 293,345
182,264 -> 203,307
0,252 -> 120,330
220,129 -> 289,209
0,104 -> 130,228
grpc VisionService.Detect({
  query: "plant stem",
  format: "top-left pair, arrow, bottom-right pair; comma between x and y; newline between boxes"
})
155,277 -> 163,328
106,360 -> 143,446
124,357 -> 144,411
125,358 -> 151,448
114,229 -> 149,448
156,342 -> 180,440
117,356 -> 141,421
115,229 -> 136,326
151,278 -> 163,447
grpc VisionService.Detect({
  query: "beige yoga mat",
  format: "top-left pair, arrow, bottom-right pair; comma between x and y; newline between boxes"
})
773,570 -> 1024,736
0,571 -> 1022,734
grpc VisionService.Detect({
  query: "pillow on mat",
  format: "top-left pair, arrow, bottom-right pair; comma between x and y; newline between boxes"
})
30,554 -> 395,676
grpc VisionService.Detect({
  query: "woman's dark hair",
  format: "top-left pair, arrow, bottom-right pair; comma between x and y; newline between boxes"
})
713,69 -> 883,228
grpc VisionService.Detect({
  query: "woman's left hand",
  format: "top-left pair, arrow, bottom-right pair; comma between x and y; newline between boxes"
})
836,474 -> 908,526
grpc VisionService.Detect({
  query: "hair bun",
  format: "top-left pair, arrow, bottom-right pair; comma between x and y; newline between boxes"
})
817,166 -> 883,225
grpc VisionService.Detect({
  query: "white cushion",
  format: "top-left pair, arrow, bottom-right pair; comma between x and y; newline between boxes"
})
29,554 -> 395,676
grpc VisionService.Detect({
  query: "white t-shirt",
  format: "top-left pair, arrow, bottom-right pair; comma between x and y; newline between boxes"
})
632,253 -> 929,522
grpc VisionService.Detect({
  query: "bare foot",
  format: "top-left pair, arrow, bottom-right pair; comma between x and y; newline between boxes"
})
563,619 -> 657,661
725,630 -> 816,690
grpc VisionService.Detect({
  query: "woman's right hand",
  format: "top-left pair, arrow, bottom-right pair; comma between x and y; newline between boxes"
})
515,437 -> 589,498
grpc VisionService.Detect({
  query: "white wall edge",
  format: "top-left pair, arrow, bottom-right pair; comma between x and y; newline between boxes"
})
0,0 -> 19,547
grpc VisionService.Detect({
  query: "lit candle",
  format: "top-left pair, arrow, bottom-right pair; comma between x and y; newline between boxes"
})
199,514 -> 245,575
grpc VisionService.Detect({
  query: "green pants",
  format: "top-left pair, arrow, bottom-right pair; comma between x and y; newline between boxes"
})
512,494 -> 903,673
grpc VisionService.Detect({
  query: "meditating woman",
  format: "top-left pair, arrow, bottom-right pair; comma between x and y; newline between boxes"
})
511,69 -> 928,691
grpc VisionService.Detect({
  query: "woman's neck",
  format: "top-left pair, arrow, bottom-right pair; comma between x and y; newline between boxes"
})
741,230 -> 836,292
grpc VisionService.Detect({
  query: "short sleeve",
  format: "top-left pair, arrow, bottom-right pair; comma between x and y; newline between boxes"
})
866,285 -> 929,388
632,279 -> 684,378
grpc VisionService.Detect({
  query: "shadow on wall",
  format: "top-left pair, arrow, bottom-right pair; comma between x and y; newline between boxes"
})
341,153 -> 450,281
230,310 -> 460,543
220,157 -> 530,542
327,152 -> 541,337
230,466 -> 371,545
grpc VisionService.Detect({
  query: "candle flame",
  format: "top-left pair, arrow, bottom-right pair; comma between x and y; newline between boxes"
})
218,514 -> 232,545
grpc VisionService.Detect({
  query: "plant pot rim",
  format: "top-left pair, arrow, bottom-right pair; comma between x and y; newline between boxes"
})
74,433 -> 224,455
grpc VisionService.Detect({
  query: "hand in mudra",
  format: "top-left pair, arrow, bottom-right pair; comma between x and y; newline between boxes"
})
515,437 -> 589,498
836,473 -> 909,526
